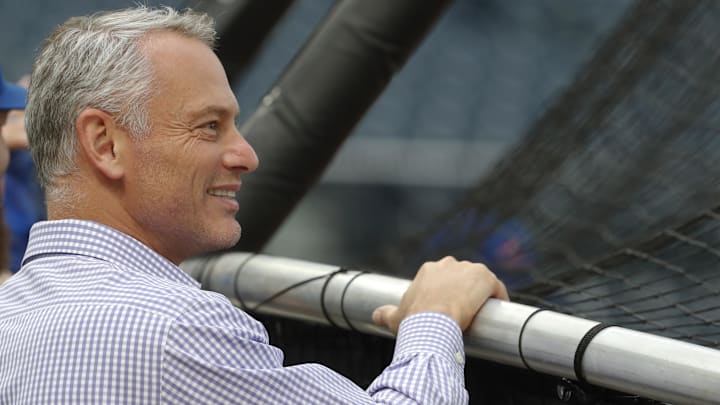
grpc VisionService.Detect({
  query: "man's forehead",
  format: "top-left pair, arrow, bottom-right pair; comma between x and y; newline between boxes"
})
140,32 -> 238,122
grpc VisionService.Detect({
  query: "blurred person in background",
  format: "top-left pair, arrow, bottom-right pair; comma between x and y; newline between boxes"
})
1,74 -> 46,275
0,66 -> 27,283
0,7 -> 507,404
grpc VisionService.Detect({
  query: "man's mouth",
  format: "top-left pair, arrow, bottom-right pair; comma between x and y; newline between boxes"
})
208,189 -> 237,198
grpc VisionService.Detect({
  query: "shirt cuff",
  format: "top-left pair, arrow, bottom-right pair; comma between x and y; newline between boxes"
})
393,312 -> 466,366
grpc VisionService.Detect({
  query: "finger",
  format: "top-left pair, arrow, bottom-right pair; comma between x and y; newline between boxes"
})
372,304 -> 399,330
493,278 -> 510,301
438,255 -> 457,264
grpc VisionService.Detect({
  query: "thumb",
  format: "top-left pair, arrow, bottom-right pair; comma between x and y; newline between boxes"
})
372,305 -> 400,334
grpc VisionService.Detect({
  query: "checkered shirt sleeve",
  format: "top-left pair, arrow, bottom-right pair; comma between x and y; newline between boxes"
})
0,220 -> 468,404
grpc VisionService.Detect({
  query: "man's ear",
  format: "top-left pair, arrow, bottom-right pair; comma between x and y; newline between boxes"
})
76,109 -> 126,180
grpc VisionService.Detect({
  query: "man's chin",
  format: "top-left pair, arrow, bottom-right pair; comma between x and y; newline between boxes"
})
179,222 -> 242,260
213,224 -> 242,252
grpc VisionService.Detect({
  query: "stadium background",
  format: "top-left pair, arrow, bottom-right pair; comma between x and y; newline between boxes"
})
6,1 -> 712,403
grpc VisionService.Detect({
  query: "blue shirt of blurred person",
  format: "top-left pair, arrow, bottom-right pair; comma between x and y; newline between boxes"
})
4,148 -> 45,273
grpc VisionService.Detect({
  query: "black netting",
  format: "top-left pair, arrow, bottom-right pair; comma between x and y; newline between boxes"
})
241,1 -> 719,402
383,0 -> 720,350
253,2 -> 718,403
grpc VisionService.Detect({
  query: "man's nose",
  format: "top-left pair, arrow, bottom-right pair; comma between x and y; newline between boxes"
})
224,129 -> 259,173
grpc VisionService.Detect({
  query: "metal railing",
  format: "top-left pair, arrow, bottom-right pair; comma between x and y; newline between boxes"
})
181,252 -> 720,405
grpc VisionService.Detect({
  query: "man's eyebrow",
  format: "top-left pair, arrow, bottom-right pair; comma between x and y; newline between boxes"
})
186,105 -> 241,121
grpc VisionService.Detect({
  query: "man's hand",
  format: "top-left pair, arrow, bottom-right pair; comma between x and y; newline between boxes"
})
372,256 -> 509,335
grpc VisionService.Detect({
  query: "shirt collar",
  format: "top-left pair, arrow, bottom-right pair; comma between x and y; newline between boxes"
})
22,219 -> 201,288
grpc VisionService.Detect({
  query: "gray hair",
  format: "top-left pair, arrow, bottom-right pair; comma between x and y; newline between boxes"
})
26,6 -> 216,196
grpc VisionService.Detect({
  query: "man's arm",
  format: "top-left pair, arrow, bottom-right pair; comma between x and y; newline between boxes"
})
163,257 -> 506,404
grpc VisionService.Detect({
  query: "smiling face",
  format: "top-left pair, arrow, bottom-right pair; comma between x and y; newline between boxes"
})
122,31 -> 258,264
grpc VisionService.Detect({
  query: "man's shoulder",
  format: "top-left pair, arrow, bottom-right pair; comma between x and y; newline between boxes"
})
116,264 -> 269,343
106,260 -> 237,320
7,255 -> 235,323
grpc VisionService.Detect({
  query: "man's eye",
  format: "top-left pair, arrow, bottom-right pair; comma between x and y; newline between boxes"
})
204,121 -> 219,131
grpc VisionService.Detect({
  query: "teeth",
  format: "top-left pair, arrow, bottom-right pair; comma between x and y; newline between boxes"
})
208,190 -> 236,198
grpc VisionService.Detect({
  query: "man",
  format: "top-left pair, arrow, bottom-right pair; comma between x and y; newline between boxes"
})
0,7 -> 508,404
0,66 -> 27,275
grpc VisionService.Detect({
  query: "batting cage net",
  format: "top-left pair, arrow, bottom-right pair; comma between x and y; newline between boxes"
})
232,1 -> 720,403
386,0 -> 720,349
235,1 -> 720,403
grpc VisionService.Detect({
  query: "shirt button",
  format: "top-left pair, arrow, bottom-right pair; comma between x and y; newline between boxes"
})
455,351 -> 465,365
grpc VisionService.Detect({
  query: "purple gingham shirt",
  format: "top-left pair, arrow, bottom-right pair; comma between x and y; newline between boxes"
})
0,220 -> 468,404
